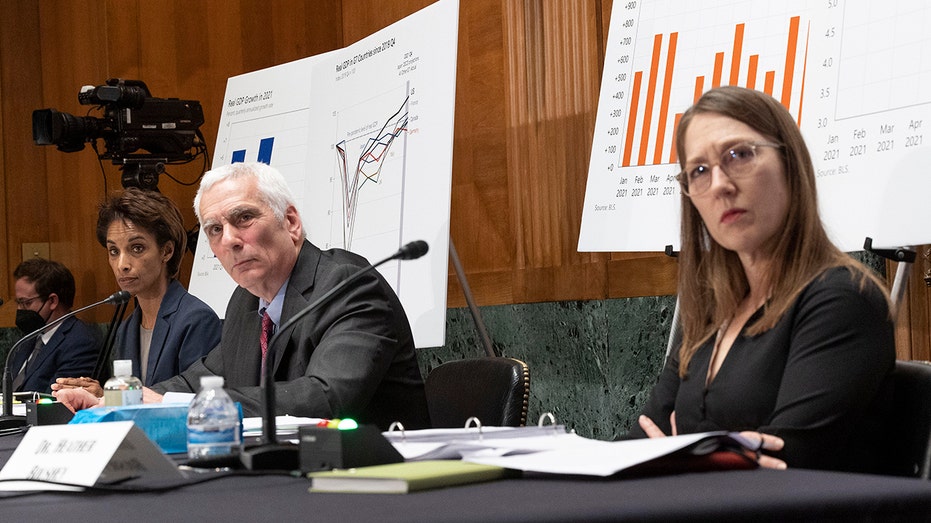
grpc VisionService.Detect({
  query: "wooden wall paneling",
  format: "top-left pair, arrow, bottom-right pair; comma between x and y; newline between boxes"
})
257,0 -> 343,62
606,253 -> 677,297
920,248 -> 931,361
2,0 -> 48,246
0,1 -> 54,326
888,251 -> 931,361
130,1 -> 211,290
446,0 -> 514,307
0,53 -> 6,324
239,1 -> 279,73
104,1 -> 142,80
893,272 -> 913,361
501,0 -> 610,303
37,1 -> 118,323
339,0 -> 431,46
199,1 -> 246,82
237,0 -> 344,72
907,250 -> 931,361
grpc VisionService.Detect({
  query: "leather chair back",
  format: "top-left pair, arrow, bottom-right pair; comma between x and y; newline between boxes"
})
425,357 -> 530,428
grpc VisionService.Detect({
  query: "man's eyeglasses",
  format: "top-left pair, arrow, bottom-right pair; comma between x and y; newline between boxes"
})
15,296 -> 45,309
676,142 -> 783,197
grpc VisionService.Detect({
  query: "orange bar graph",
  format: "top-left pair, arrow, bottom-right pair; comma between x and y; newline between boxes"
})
780,16 -> 800,109
622,71 -> 643,167
747,55 -> 759,90
654,33 -> 678,164
669,113 -> 682,164
618,15 -> 806,168
712,52 -> 725,88
638,34 -> 664,165
764,71 -> 775,96
694,76 -> 705,103
729,24 -> 745,86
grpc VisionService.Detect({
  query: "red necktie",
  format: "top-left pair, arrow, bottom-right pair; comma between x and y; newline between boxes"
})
260,310 -> 274,372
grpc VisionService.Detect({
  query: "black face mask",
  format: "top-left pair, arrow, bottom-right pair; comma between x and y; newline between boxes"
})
15,309 -> 47,334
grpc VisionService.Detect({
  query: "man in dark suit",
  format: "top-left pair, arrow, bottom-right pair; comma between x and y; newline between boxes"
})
11,258 -> 98,394
149,162 -> 429,430
55,163 -> 431,429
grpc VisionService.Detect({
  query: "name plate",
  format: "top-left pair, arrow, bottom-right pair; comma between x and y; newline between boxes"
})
0,421 -> 182,491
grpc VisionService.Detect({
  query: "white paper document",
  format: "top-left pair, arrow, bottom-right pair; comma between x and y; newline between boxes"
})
386,428 -> 753,477
242,416 -> 326,437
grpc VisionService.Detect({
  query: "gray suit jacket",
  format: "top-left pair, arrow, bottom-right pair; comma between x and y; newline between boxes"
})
152,241 -> 430,430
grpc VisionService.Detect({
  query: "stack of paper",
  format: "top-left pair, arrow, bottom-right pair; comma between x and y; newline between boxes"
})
383,425 -> 573,461
383,427 -> 758,477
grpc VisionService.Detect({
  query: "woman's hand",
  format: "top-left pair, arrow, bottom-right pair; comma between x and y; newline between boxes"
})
739,431 -> 787,469
638,412 -> 678,437
638,413 -> 788,469
52,387 -> 104,413
52,376 -> 104,398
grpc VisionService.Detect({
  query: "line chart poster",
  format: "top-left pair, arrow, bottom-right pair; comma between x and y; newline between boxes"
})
580,0 -> 931,252
190,0 -> 459,348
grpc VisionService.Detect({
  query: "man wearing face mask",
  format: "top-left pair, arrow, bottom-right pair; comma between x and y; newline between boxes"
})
11,258 -> 99,394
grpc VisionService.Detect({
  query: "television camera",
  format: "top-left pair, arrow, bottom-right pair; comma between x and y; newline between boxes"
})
32,78 -> 206,190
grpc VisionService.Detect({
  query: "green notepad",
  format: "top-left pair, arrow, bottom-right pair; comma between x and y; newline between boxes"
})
307,460 -> 510,494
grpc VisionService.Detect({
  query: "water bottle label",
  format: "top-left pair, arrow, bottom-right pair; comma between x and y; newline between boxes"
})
188,425 -> 241,446
103,388 -> 143,406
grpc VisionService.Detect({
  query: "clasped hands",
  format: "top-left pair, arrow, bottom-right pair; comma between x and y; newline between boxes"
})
51,377 -> 165,413
639,412 -> 787,470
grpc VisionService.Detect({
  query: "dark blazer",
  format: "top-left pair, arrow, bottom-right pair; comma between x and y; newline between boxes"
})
152,241 -> 430,430
115,279 -> 221,385
12,315 -> 99,394
631,267 -> 894,472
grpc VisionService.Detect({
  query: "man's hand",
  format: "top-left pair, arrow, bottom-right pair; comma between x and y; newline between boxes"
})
143,387 -> 164,404
52,377 -> 104,398
52,387 -> 104,413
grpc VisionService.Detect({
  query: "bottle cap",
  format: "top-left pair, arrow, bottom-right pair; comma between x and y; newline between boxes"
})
113,359 -> 133,377
199,375 -> 225,390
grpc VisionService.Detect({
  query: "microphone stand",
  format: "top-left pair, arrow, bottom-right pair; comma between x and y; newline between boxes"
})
93,300 -> 129,382
240,240 -> 428,470
0,291 -> 131,433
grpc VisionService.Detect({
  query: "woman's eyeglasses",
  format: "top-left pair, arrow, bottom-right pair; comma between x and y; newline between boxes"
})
677,142 -> 783,197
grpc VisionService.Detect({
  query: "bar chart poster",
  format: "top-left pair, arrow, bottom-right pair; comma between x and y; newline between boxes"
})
190,0 -> 458,348
579,0 -> 931,252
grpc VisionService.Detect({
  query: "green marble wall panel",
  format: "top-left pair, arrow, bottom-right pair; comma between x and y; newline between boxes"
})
419,295 -> 675,440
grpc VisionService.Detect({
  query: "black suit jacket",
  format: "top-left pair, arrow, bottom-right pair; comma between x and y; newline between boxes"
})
152,240 -> 430,430
11,315 -> 99,394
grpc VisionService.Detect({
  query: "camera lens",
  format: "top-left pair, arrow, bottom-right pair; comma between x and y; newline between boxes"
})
32,109 -> 100,152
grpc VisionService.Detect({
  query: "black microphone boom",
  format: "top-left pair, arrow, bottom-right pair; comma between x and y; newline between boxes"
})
93,292 -> 131,381
239,240 -> 429,470
397,240 -> 429,260
0,290 -> 131,433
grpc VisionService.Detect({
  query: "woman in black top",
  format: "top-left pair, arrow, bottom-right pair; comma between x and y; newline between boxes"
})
631,86 -> 894,473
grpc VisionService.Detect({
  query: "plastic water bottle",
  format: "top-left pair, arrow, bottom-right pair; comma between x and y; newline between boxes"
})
187,375 -> 242,459
103,359 -> 142,406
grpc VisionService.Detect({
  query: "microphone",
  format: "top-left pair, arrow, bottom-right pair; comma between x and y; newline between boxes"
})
397,240 -> 428,260
0,290 -> 131,433
240,240 -> 429,470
